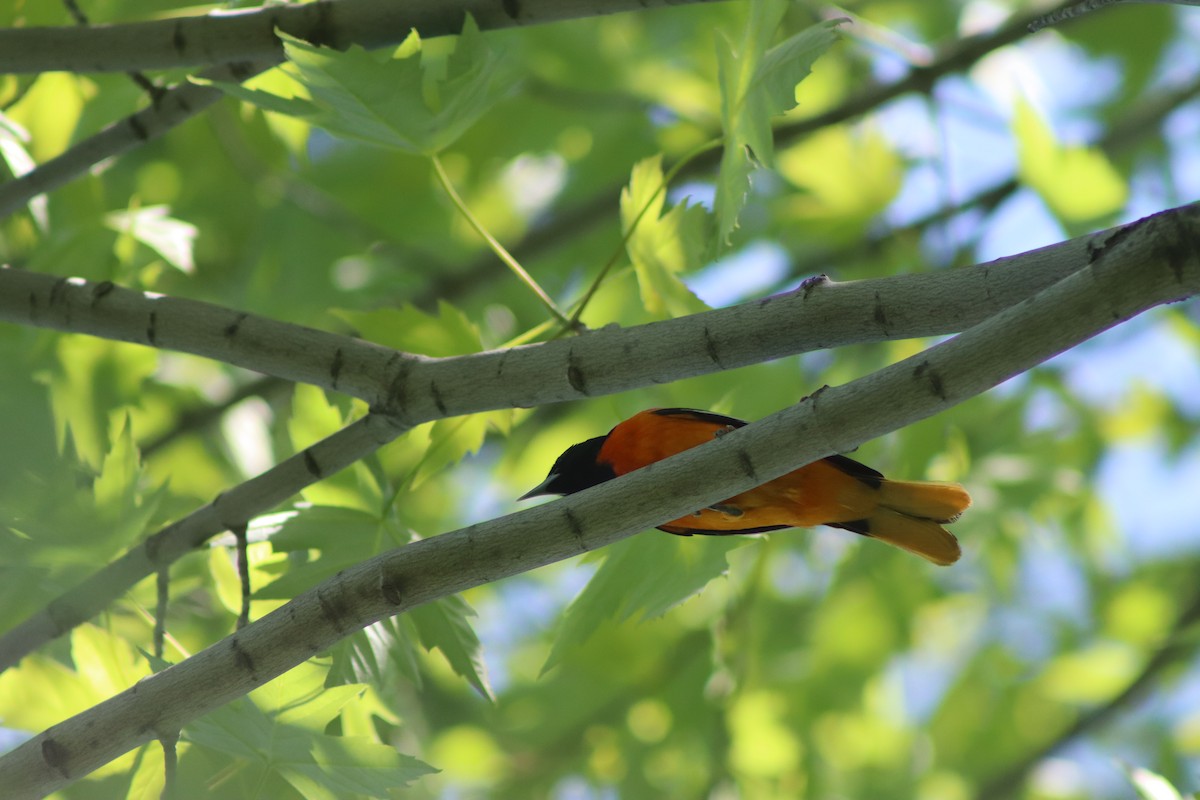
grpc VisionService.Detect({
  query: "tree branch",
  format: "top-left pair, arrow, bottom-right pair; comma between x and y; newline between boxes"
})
0,202 -> 1194,798
976,580 -> 1200,800
424,0 -> 1078,303
0,215 -> 1126,422
0,0 -> 722,221
1,205 -> 1194,671
0,0 -> 728,75
0,413 -> 407,673
0,265 -> 419,405
0,61 -> 263,221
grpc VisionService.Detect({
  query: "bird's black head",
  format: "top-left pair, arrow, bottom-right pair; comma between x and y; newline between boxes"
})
519,435 -> 617,499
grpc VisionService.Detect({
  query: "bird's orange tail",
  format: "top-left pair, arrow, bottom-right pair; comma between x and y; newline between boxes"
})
879,480 -> 971,523
839,480 -> 971,566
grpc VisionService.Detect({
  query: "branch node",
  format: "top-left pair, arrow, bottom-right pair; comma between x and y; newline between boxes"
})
913,360 -> 947,401
566,348 -> 588,395
41,738 -> 71,778
798,273 -> 830,300
379,570 -> 405,606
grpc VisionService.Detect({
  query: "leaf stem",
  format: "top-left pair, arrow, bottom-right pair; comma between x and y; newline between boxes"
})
565,137 -> 722,331
430,153 -> 579,331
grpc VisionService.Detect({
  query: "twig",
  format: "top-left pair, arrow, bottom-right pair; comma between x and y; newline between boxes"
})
233,524 -> 251,630
430,153 -> 577,330
154,566 -> 168,660
1028,0 -> 1188,32
975,583 -> 1200,800
0,413 -> 408,672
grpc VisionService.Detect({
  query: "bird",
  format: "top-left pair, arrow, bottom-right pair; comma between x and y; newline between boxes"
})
520,407 -> 971,565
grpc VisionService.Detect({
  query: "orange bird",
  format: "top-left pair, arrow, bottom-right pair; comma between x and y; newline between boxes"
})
521,408 -> 971,565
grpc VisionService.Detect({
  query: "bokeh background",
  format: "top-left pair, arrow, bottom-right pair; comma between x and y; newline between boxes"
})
1,0 -> 1198,797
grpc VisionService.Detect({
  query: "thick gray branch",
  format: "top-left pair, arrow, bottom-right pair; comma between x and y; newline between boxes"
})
0,267 -> 422,403
0,218 -> 1143,421
0,205 -> 1195,672
0,0 -> 727,75
1,204 -> 1195,798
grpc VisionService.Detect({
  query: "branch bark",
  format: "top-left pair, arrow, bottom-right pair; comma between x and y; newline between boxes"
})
0,0 -> 721,220
0,203 -> 1196,797
0,217 -> 1127,421
0,414 -> 407,673
0,62 -> 261,221
0,0 -> 728,75
0,205 -> 1195,671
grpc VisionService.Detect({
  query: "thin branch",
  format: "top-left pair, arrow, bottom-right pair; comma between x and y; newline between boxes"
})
0,413 -> 407,673
1,202 -> 1195,797
976,581 -> 1200,800
0,62 -> 266,221
154,567 -> 168,661
429,0 -> 1080,303
1028,0 -> 1194,31
232,524 -> 251,630
158,730 -> 179,800
430,153 -> 577,329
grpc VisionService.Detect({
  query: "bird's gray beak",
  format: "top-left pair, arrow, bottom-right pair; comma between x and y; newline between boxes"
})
518,474 -> 557,501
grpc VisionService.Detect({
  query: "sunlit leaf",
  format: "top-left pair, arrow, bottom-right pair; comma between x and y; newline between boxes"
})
619,155 -> 709,316
213,17 -> 519,155
1123,763 -> 1185,800
543,534 -> 748,673
410,595 -> 493,700
105,205 -> 198,274
1014,98 -> 1128,223
715,12 -> 843,243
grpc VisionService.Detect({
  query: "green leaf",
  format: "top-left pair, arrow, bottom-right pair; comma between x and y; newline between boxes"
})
1123,763 -> 1184,800
1014,98 -> 1128,223
335,301 -> 483,357
410,595 -> 493,700
777,125 -> 902,230
0,624 -> 150,735
543,534 -> 749,673
213,17 -> 518,155
411,413 -> 500,489
329,617 -> 423,689
256,505 -> 398,599
282,732 -> 437,797
105,205 -> 197,274
186,665 -> 435,796
48,336 -> 157,470
93,414 -> 164,549
619,155 -> 709,316
715,13 -> 843,243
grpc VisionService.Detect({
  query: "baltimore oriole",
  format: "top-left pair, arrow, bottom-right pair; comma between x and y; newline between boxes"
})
521,408 -> 971,565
